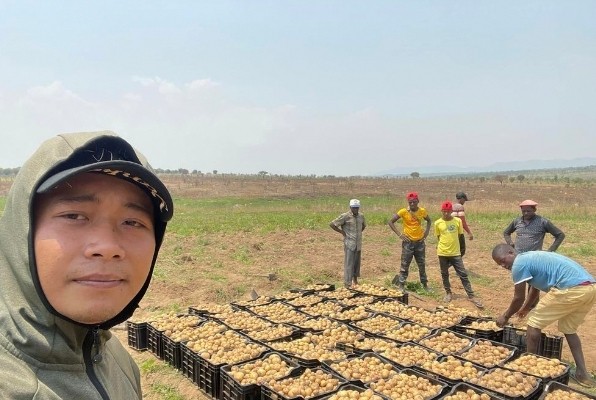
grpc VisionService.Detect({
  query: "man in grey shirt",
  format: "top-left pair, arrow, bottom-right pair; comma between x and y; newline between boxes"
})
330,199 -> 366,288
503,199 -> 565,253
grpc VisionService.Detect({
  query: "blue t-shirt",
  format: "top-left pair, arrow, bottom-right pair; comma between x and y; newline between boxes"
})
512,251 -> 595,292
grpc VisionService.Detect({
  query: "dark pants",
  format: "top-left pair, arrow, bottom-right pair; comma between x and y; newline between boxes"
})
439,255 -> 474,297
344,245 -> 361,288
395,240 -> 427,285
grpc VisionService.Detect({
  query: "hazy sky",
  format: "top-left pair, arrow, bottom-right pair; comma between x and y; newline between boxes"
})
1,1 -> 595,176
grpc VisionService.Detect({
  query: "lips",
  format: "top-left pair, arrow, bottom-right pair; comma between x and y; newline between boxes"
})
74,274 -> 125,289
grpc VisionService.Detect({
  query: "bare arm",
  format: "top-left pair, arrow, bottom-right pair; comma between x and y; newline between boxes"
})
497,281 -> 527,327
423,215 -> 431,240
516,286 -> 540,318
329,221 -> 345,236
459,215 -> 473,239
388,215 -> 405,240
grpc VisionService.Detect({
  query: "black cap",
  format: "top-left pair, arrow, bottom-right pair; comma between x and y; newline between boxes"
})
36,136 -> 173,222
455,192 -> 468,201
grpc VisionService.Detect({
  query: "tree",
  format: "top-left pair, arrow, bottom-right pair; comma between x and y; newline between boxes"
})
517,174 -> 525,183
258,171 -> 269,177
410,172 -> 420,179
212,170 -> 218,175
494,174 -> 507,185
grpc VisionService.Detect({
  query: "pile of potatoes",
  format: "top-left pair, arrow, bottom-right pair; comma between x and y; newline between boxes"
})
190,303 -> 235,315
287,295 -> 323,308
328,306 -> 371,322
544,389 -> 592,400
384,323 -> 432,342
321,288 -> 356,300
462,320 -> 501,333
504,354 -> 567,378
339,295 -> 376,307
420,356 -> 483,381
329,388 -> 384,400
370,372 -> 443,400
458,340 -> 513,367
419,330 -> 473,354
352,337 -> 398,353
266,368 -> 341,399
328,355 -> 396,383
367,300 -> 409,315
302,302 -> 344,317
187,330 -> 266,365
218,311 -> 271,331
352,283 -> 404,297
149,313 -> 202,337
410,310 -> 462,329
268,336 -> 347,362
273,290 -> 303,301
467,367 -> 538,397
354,314 -> 401,334
294,317 -> 339,331
304,283 -> 334,291
234,296 -> 274,307
227,353 -> 295,386
380,344 -> 437,367
245,324 -> 295,341
310,325 -> 364,348
443,388 -> 493,400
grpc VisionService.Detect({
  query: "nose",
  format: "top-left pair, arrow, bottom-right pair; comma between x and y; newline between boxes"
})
84,222 -> 125,259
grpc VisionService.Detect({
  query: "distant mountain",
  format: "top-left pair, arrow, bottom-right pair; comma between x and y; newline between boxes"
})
377,157 -> 596,177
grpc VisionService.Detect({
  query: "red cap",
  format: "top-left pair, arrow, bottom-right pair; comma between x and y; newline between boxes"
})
406,192 -> 418,201
441,201 -> 453,211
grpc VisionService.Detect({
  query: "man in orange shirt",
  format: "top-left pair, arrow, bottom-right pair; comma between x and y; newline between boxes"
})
388,192 -> 431,291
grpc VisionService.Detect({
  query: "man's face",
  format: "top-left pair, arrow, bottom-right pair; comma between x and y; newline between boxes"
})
441,209 -> 452,219
350,206 -> 359,216
520,206 -> 536,220
408,198 -> 419,209
492,251 -> 515,271
34,173 -> 156,325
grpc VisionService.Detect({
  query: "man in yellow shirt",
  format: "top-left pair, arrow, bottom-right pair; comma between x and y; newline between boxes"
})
388,192 -> 431,291
435,201 -> 483,308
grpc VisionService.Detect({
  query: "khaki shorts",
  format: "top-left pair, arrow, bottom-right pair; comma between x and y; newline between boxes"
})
528,283 -> 596,334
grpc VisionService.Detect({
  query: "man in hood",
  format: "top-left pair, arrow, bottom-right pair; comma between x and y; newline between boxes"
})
0,131 -> 173,399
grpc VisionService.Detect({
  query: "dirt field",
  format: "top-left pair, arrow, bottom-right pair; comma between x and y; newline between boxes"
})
106,176 -> 596,399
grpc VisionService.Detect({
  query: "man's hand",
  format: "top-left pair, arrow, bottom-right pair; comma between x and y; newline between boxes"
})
516,307 -> 530,319
468,233 -> 474,240
496,314 -> 509,327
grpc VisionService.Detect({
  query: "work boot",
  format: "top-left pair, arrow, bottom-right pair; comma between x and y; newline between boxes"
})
443,293 -> 452,303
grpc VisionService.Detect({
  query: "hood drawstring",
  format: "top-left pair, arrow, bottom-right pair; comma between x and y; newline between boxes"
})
92,327 -> 103,364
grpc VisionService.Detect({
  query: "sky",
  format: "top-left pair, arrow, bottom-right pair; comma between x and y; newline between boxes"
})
0,1 -> 595,176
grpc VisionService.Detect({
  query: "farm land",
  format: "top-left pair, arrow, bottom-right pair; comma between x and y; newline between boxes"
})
1,175 -> 595,399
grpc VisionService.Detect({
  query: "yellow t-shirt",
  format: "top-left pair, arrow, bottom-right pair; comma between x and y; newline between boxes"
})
396,207 -> 428,241
434,217 -> 463,256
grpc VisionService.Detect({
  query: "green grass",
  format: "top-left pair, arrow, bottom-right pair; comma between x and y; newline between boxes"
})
149,384 -> 185,400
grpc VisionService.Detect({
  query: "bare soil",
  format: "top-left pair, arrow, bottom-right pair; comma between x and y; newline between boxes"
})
108,176 -> 596,398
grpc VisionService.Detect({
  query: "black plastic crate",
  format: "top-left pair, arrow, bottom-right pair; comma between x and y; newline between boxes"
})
322,352 -> 399,386
502,326 -> 564,360
147,324 -> 164,359
180,342 -> 198,382
367,368 -> 448,400
195,354 -> 226,400
539,381 -> 596,400
456,339 -> 517,368
443,382 -> 505,400
501,353 -> 570,386
541,334 -> 564,360
319,383 -> 389,400
162,335 -> 183,370
261,367 -> 346,400
126,321 -> 147,351
453,318 -> 504,342
220,352 -> 300,400
471,367 -> 543,400
417,355 -> 488,386
418,328 -> 475,355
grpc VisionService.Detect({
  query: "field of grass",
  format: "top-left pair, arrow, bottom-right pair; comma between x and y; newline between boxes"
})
1,176 -> 595,398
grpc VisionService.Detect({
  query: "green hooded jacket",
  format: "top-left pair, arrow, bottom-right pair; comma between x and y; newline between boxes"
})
0,131 -> 170,399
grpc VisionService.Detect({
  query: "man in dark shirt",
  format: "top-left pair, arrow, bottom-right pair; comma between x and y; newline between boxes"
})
503,199 -> 565,253
503,199 -> 565,309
